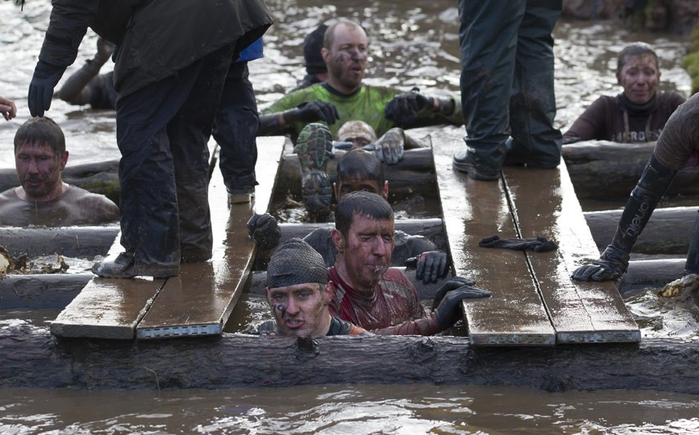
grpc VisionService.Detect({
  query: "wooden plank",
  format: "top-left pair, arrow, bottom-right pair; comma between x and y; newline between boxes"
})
135,136 -> 285,339
433,140 -> 555,346
501,162 -> 640,344
49,277 -> 165,339
50,234 -> 165,339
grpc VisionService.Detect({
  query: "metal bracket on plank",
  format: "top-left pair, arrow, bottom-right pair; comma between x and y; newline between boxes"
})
137,323 -> 222,339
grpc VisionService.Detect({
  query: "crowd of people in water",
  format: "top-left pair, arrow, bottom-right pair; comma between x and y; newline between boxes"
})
1,1 -> 699,338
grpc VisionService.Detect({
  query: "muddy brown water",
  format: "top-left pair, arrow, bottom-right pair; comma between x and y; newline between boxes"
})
1,0 -> 698,433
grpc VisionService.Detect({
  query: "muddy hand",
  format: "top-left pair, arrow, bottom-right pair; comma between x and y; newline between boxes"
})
246,213 -> 281,250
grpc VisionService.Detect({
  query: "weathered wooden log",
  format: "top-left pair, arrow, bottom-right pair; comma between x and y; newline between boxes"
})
3,142 -> 699,205
271,148 -> 438,210
585,207 -> 697,255
623,259 -> 686,290
1,258 -> 683,310
278,218 -> 448,251
562,141 -> 699,200
0,274 -> 89,309
0,225 -> 119,258
0,160 -> 120,205
246,268 -> 446,301
2,323 -> 699,394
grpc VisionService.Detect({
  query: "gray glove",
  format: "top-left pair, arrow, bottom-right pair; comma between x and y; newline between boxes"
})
246,213 -> 281,250
572,245 -> 630,282
432,277 -> 491,330
366,128 -> 405,165
285,101 -> 340,125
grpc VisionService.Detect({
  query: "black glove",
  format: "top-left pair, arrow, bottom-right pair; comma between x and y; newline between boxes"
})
28,61 -> 65,117
571,245 -> 630,282
246,213 -> 281,250
384,87 -> 433,126
432,278 -> 491,330
479,235 -> 558,252
285,101 -> 340,125
405,250 -> 449,284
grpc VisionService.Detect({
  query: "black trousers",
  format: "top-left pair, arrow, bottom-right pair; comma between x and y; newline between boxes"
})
213,60 -> 260,192
115,44 -> 235,265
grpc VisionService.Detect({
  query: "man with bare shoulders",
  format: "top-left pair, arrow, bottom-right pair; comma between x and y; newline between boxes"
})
0,117 -> 119,226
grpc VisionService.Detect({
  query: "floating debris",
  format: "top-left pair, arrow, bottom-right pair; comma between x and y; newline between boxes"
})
0,246 -> 69,278
658,274 -> 699,299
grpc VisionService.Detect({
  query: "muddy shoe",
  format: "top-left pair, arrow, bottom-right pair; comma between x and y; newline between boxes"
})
92,252 -> 179,279
228,186 -> 255,205
452,151 -> 500,181
296,123 -> 334,218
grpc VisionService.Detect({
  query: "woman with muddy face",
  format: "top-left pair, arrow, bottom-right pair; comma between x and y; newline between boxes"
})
563,42 -> 686,144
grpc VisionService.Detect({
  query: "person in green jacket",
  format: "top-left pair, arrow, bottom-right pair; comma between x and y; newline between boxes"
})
258,18 -> 462,219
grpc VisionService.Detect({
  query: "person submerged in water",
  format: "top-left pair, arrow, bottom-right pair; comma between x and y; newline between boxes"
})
248,146 -> 449,284
259,237 -> 369,336
258,18 -> 463,218
324,191 -> 491,334
563,42 -> 685,144
0,117 -> 119,227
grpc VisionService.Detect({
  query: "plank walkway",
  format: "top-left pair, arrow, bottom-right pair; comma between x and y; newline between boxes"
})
432,130 -> 639,346
50,137 -> 285,339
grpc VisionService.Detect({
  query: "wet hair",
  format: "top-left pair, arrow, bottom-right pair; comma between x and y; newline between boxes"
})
335,191 -> 393,238
616,42 -> 659,75
304,24 -> 328,75
324,19 -> 366,50
14,117 -> 65,155
337,149 -> 385,187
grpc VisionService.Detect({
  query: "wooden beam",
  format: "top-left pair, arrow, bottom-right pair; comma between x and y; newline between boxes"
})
49,276 -> 166,339
135,136 -> 284,339
433,137 -> 555,346
2,259 -> 683,311
277,218 -> 447,251
562,141 -> 699,200
501,163 -> 640,344
0,273 -> 90,309
585,206 -> 697,255
50,137 -> 285,340
49,223 -> 166,339
271,147 -> 439,208
0,225 -> 119,258
3,325 -> 699,395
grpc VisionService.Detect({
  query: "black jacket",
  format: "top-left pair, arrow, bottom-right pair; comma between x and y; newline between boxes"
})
38,0 -> 273,98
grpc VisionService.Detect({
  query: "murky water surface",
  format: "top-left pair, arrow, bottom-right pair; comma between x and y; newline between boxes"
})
2,384 -> 699,434
0,0 -> 697,432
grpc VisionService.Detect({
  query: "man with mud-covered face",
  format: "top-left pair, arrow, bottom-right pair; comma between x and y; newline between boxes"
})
321,20 -> 368,94
327,191 -> 491,335
257,19 -> 464,218
262,238 -> 368,337
0,117 -> 119,226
